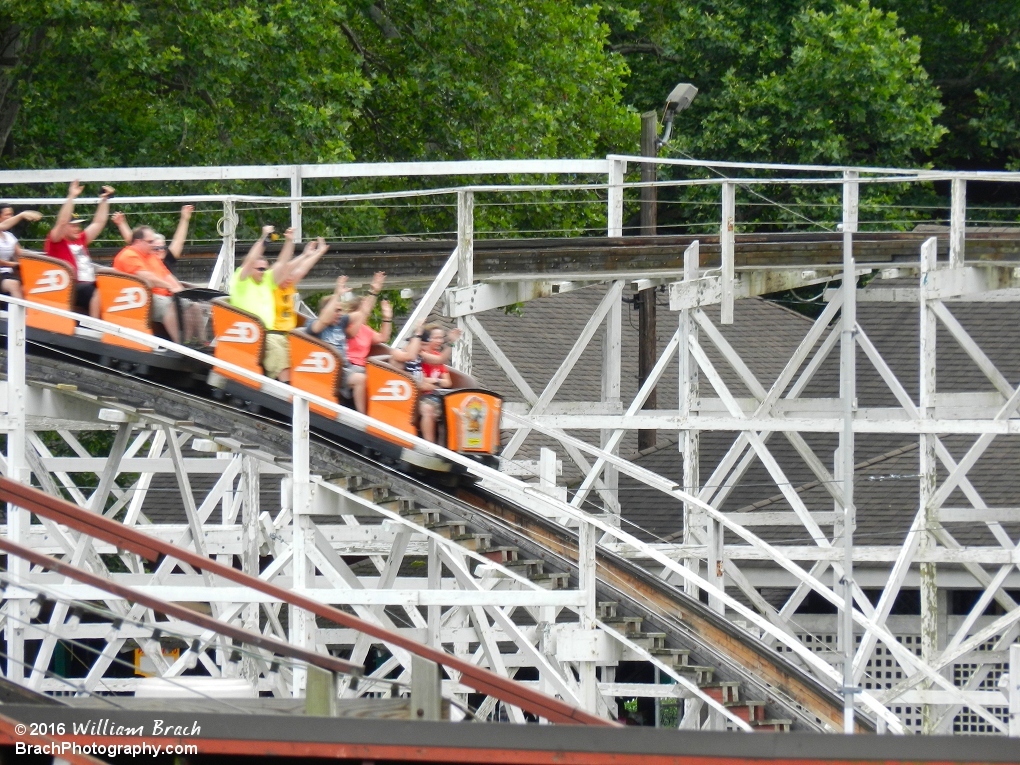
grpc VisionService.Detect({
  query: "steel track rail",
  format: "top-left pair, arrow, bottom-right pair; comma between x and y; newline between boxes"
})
1,349 -> 871,732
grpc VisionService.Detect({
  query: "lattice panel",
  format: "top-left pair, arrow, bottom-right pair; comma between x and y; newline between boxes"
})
952,637 -> 1010,735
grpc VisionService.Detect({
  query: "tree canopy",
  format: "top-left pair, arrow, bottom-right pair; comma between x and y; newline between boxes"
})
0,1 -> 1018,174
0,1 -> 634,168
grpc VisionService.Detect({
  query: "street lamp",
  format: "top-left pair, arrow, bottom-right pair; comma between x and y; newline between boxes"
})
656,82 -> 699,149
637,82 -> 698,451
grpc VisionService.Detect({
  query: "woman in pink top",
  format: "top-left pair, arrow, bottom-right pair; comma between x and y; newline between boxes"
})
342,272 -> 390,412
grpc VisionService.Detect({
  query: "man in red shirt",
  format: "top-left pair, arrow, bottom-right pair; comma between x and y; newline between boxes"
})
45,180 -> 115,316
112,226 -> 187,342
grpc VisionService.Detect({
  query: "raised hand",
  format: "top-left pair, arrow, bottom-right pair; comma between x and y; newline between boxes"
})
447,328 -> 463,343
381,299 -> 393,320
111,211 -> 126,226
99,185 -> 115,199
261,225 -> 275,238
370,271 -> 386,293
283,227 -> 295,241
180,204 -> 194,218
68,180 -> 84,198
19,211 -> 42,223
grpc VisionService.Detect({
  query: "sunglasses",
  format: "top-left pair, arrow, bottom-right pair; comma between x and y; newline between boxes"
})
255,267 -> 267,272
152,245 -> 167,251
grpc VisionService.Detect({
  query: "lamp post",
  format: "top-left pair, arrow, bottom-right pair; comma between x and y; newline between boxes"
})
637,83 -> 697,452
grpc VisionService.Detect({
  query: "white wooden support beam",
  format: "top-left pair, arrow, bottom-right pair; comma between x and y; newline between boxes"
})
394,248 -> 459,347
669,267 -> 866,311
840,169 -> 858,733
501,281 -> 623,460
578,520 -> 599,712
918,235 -> 940,734
607,158 -> 625,237
290,166 -> 303,244
601,281 -> 623,518
720,182 -> 735,324
950,178 -> 966,269
1010,643 -> 1020,736
290,396 -> 314,697
219,199 -> 237,292
4,301 -> 27,683
455,190 -> 474,374
445,280 -> 557,317
240,453 -> 260,685
680,241 -> 702,599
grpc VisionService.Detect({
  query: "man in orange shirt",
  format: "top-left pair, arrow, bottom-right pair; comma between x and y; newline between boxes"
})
112,226 -> 186,342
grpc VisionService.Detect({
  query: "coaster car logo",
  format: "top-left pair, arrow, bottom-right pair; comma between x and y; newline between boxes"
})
220,321 -> 260,344
371,379 -> 412,401
108,286 -> 148,312
29,270 -> 70,294
296,351 -> 336,374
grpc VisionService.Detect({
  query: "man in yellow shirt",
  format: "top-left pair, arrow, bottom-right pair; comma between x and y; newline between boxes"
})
229,226 -> 295,380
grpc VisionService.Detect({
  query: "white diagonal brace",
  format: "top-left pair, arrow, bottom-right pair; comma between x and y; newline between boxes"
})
502,281 -> 624,460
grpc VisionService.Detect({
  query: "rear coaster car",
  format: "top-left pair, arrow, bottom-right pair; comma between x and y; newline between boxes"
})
0,253 -> 208,377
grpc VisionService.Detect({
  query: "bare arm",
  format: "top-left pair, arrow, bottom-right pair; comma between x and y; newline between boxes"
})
0,210 -> 42,233
49,180 -> 83,242
238,225 -> 274,281
111,211 -> 132,244
83,185 -> 115,244
390,320 -> 423,363
309,275 -> 347,334
347,271 -> 385,336
281,237 -> 328,285
268,227 -> 296,283
134,269 -> 184,293
371,300 -> 393,343
168,205 -> 193,259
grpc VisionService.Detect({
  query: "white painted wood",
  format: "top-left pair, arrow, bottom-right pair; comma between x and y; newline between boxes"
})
950,178 -> 966,268
607,158 -> 625,236
393,248 -> 459,347
720,182 -> 735,324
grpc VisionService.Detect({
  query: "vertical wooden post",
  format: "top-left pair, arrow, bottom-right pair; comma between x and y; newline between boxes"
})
5,301 -> 27,682
918,236 -> 939,734
427,538 -> 441,648
218,199 -> 237,292
455,190 -> 474,374
839,170 -> 859,733
290,396 -> 314,697
950,178 -> 966,269
578,520 -> 598,712
720,183 -> 735,325
602,282 -> 622,519
410,656 -> 443,721
290,166 -> 303,244
240,453 -> 260,686
1009,644 -> 1020,737
680,241 -> 701,599
607,158 -> 625,237
639,112 -> 658,451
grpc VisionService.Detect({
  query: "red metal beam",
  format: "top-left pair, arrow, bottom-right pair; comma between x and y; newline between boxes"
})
0,535 -> 361,676
0,477 -> 616,727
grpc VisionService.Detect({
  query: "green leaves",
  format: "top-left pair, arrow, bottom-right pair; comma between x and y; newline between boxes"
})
606,1 -> 945,168
0,0 -> 635,172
